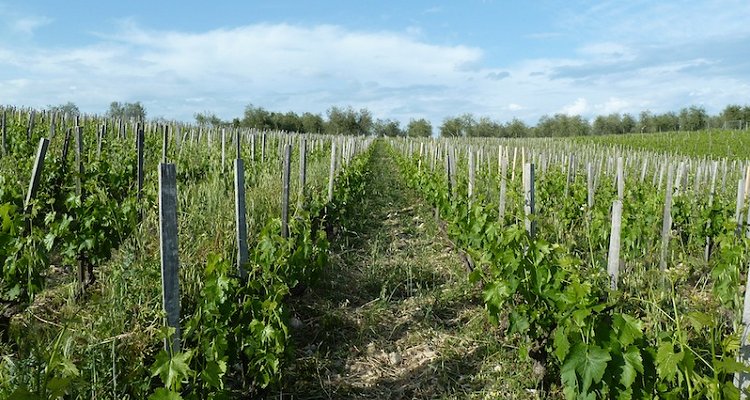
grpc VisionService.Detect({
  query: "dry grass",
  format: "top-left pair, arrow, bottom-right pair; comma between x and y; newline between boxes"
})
267,144 -> 545,400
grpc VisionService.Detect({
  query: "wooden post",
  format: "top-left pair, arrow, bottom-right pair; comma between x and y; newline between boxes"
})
737,179 -> 746,237
587,162 -> 594,209
234,158 -> 248,279
221,129 -> 226,171
136,128 -> 145,201
159,163 -> 181,353
250,133 -> 256,161
75,126 -> 88,292
24,138 -> 50,213
97,124 -> 104,159
449,147 -> 457,195
281,144 -> 291,238
468,149 -> 475,200
607,200 -> 623,290
261,132 -> 267,162
660,164 -> 674,271
49,112 -> 56,139
327,141 -> 337,202
523,163 -> 536,237
640,157 -> 648,183
616,157 -> 624,200
162,125 -> 169,164
235,129 -> 241,160
75,126 -> 84,200
299,138 -> 307,206
498,147 -> 508,222
1,109 -> 6,156
26,110 -> 35,143
446,149 -> 453,197
61,128 -> 71,175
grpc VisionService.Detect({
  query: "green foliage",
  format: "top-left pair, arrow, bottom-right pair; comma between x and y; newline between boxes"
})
406,118 -> 432,137
394,139 -> 749,399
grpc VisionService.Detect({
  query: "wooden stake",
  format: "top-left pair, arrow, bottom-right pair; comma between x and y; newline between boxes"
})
24,138 -> 50,213
607,200 -> 623,290
327,141 -> 337,202
234,159 -> 248,279
281,144 -> 292,238
498,147 -> 508,222
660,164 -> 674,271
159,163 -> 181,353
523,163 -> 536,237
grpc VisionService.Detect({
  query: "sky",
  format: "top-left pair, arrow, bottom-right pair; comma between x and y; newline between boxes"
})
1,0 -> 749,128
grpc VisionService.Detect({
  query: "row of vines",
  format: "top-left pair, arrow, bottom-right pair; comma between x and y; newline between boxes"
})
0,106 -> 373,398
394,136 -> 750,399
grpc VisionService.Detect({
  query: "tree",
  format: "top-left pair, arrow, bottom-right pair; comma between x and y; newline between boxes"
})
678,106 -> 707,131
242,104 -> 271,129
107,101 -> 146,121
439,116 -> 465,137
621,113 -> 636,134
469,116 -> 501,137
325,106 -> 373,135
48,102 -> 80,116
194,111 -> 224,127
300,112 -> 324,133
536,114 -> 590,137
406,118 -> 432,137
503,118 -> 530,138
373,119 -> 403,137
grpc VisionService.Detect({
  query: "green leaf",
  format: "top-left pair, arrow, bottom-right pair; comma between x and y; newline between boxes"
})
655,342 -> 683,382
620,346 -> 643,388
612,314 -> 643,347
201,360 -> 227,389
150,350 -> 193,391
46,377 -> 72,398
714,358 -> 750,374
43,233 -> 56,251
148,388 -> 183,400
554,326 -> 570,362
561,343 -> 586,398
580,345 -> 611,393
686,311 -> 713,331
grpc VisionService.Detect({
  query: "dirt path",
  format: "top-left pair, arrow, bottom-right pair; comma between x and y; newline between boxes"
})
268,142 -> 538,399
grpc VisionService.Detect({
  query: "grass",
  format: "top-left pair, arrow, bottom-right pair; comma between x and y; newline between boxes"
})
268,142 -> 545,399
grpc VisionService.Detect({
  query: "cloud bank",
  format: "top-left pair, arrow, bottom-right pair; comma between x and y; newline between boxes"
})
0,1 -> 749,127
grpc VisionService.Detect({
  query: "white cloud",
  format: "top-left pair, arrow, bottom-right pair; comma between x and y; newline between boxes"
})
1,7 -> 749,127
597,97 -> 630,114
560,98 -> 588,115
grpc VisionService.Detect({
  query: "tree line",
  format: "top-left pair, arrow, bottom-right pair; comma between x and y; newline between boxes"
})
438,105 -> 750,137
43,101 -> 750,137
195,105 -> 433,137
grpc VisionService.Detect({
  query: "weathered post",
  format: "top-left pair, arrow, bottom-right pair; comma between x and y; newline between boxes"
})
281,144 -> 292,238
607,200 -> 623,290
159,163 -> 181,352
660,164 -> 674,271
298,137 -> 307,206
523,163 -> 536,237
498,146 -> 508,222
327,141 -> 337,202
24,138 -> 50,213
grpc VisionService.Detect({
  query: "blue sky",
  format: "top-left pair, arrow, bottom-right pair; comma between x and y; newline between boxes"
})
1,1 -> 749,128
